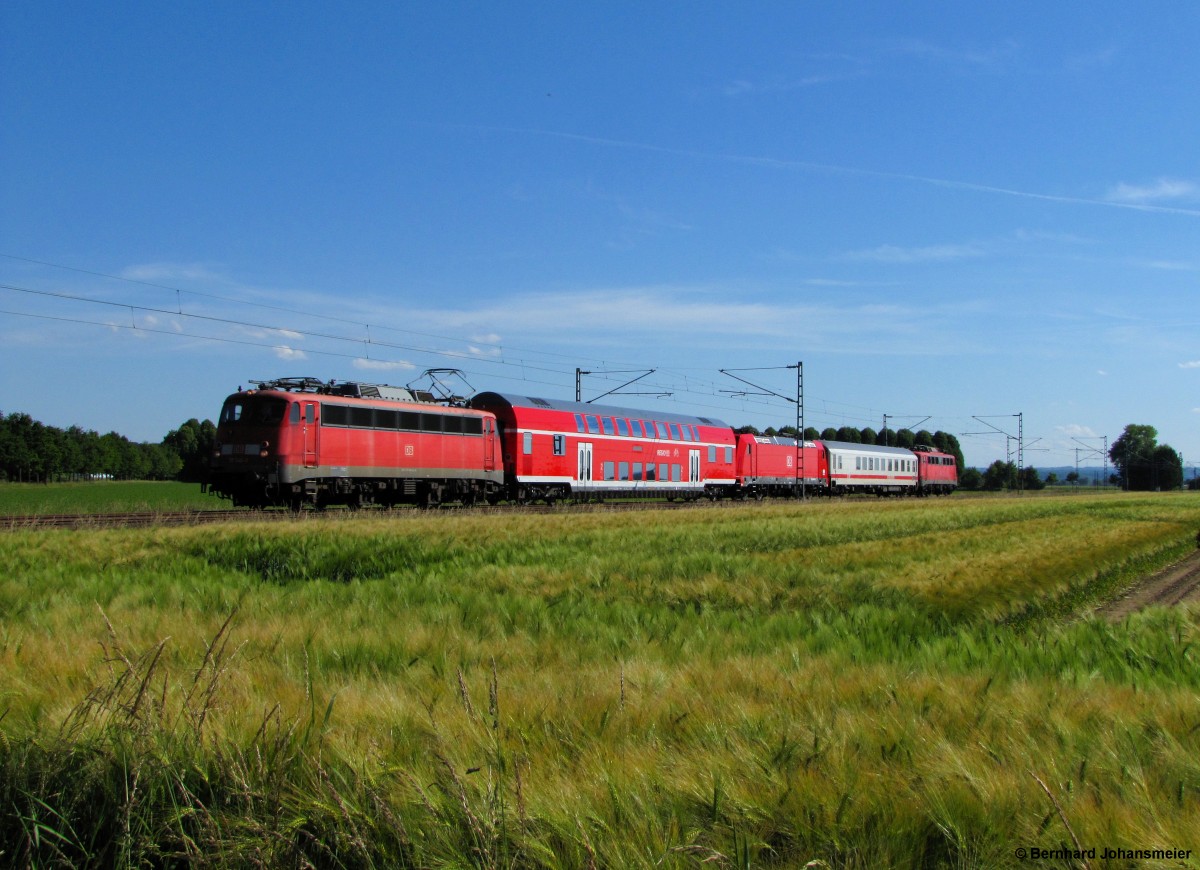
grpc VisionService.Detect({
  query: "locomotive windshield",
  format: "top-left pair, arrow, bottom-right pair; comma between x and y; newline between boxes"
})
220,396 -> 288,426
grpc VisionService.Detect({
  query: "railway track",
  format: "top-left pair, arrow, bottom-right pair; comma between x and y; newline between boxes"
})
0,498 -> 744,531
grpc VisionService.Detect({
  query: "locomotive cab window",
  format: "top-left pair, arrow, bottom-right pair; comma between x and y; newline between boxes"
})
255,399 -> 287,424
290,404 -> 300,424
221,401 -> 244,423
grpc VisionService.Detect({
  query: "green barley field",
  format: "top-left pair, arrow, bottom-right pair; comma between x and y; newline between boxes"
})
2,492 -> 1200,868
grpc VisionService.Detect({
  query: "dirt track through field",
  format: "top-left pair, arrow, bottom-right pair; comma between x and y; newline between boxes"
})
1096,548 -> 1200,621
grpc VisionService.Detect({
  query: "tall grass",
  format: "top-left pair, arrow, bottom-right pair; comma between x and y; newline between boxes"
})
2,493 -> 1200,866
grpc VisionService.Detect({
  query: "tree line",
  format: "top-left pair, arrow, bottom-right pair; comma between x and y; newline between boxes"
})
0,412 -> 215,484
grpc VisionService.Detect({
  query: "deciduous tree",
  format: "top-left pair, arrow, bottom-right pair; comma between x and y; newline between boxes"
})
1109,424 -> 1183,490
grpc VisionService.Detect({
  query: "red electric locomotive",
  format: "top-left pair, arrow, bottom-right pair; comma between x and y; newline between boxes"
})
206,378 -> 503,509
914,446 -> 958,495
733,434 -> 828,498
469,392 -> 736,502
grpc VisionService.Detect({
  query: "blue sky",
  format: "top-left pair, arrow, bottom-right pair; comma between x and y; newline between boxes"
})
2,2 -> 1197,471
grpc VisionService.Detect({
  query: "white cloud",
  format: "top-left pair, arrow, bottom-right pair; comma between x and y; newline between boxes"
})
721,73 -> 850,97
352,358 -> 414,371
1142,260 -> 1197,271
1056,424 -> 1099,438
1064,46 -> 1117,72
882,37 -> 1021,69
1107,178 -> 1199,203
393,286 -> 991,357
843,243 -> 984,263
1097,370 -> 1108,376
121,262 -> 222,283
237,325 -> 306,343
273,345 -> 306,361
1179,361 -> 1200,369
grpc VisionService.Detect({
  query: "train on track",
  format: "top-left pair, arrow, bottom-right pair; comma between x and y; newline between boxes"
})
205,377 -> 957,509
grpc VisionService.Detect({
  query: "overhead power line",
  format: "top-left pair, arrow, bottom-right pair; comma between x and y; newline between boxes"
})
0,253 -> 977,432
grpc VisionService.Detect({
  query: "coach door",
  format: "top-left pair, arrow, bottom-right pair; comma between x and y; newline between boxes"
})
689,449 -> 701,485
302,402 -> 319,467
577,442 -> 593,489
483,418 -> 496,471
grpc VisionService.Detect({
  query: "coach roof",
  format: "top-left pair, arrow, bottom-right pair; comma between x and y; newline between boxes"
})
471,391 -> 730,429
820,440 -> 915,456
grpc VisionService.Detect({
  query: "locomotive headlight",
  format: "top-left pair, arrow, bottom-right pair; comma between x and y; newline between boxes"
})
259,441 -> 270,458
212,442 -> 222,458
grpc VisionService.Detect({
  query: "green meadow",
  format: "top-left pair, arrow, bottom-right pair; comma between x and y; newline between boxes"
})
2,493 -> 1200,868
0,481 -> 221,516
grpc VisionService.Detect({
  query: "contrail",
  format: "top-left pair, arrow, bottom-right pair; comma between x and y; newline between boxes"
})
453,124 -> 1200,218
